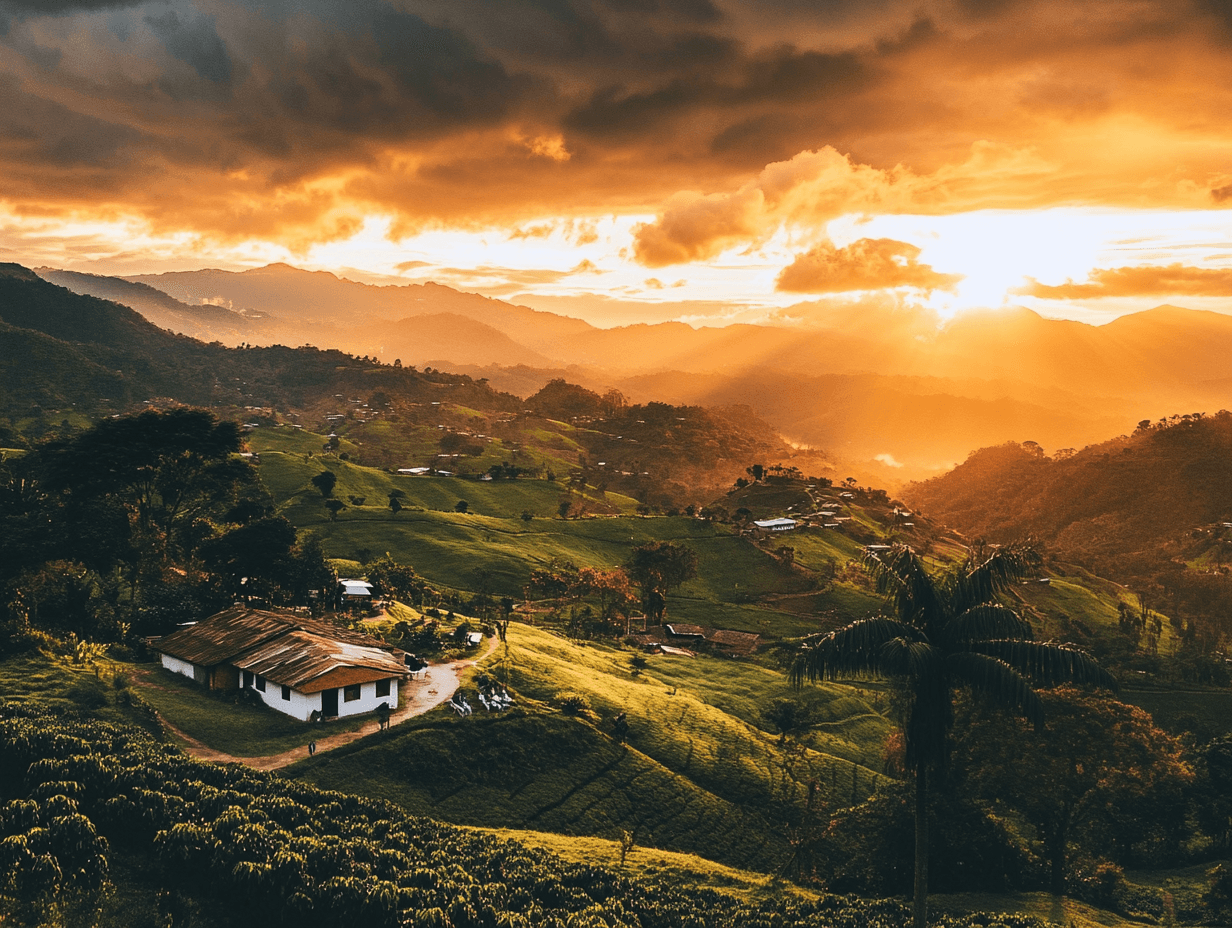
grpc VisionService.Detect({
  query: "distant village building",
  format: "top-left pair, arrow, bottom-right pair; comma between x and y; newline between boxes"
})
340,579 -> 374,600
150,606 -> 406,722
632,623 -> 761,657
753,517 -> 798,532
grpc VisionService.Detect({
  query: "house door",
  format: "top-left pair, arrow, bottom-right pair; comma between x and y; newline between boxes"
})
322,689 -> 339,717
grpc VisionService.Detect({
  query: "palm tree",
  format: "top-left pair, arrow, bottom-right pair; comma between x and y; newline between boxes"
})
792,543 -> 1114,928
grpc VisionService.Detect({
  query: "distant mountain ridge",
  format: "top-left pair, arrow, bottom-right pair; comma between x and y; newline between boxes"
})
34,261 -> 1232,478
904,413 -> 1232,577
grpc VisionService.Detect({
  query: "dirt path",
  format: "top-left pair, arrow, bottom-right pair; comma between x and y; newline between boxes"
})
147,637 -> 501,771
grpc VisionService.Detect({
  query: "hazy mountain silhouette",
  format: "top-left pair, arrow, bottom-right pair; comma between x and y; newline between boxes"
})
905,413 -> 1232,579
38,261 -> 1232,478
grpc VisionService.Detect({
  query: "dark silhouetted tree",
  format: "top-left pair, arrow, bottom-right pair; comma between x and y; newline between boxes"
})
793,543 -> 1114,928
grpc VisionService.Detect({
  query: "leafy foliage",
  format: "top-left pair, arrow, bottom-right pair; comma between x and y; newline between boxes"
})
0,703 -> 1051,928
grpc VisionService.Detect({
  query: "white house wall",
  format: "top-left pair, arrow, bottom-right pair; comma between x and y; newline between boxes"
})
160,653 -> 198,680
243,676 -> 400,722
246,680 -> 320,722
335,679 -> 399,719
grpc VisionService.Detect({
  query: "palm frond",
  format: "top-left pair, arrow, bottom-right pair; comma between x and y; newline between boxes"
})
969,639 -> 1118,691
791,616 -> 919,685
880,637 -> 941,678
862,545 -> 942,628
945,651 -> 1045,729
942,603 -> 1034,647
951,543 -> 1039,613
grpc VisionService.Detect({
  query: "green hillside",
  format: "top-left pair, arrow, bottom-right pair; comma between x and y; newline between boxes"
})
294,624 -> 890,871
251,434 -> 887,638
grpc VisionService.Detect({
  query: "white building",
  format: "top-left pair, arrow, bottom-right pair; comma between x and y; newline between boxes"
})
753,517 -> 798,532
150,606 -> 407,722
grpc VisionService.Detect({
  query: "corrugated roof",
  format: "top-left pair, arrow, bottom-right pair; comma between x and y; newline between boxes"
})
707,629 -> 760,646
151,605 -> 295,667
665,623 -> 706,637
234,630 -> 404,690
151,607 -> 406,693
297,665 -> 399,695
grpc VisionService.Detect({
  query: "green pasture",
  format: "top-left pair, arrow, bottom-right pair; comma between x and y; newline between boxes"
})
640,655 -> 893,768
293,623 -> 888,871
293,707 -> 789,871
495,625 -> 884,813
470,825 -> 821,903
257,446 -> 639,520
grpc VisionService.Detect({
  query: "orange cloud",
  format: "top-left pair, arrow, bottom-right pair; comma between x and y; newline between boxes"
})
633,143 -> 1050,266
776,238 -> 963,294
1016,264 -> 1232,298
4,0 -> 1232,253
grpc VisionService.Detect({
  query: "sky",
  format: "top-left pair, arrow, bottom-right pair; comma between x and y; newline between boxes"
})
3,0 -> 1232,327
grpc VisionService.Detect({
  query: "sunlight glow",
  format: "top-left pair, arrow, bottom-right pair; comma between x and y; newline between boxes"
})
4,203 -> 1232,328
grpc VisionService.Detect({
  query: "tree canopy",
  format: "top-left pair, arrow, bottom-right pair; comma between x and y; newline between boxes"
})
793,542 -> 1115,928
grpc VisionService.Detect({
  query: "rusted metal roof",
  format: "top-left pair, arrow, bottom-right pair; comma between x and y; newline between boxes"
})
232,630 -> 404,691
297,665 -> 398,695
151,607 -> 406,693
707,629 -> 760,649
151,605 -> 295,667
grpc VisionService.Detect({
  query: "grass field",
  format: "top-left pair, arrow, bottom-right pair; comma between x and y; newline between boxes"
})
470,825 -> 822,902
254,445 -> 890,638
292,623 -> 889,871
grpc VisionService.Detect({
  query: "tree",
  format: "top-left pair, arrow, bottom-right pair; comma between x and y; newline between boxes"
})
311,470 -> 337,498
792,543 -> 1114,928
626,541 -> 698,623
954,688 -> 1192,893
365,555 -> 420,605
573,566 -> 635,625
389,495 -> 403,516
324,499 -> 345,521
199,515 -> 299,601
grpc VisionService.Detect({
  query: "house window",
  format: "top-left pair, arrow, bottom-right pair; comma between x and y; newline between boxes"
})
376,679 -> 391,698
255,676 -> 266,692
242,670 -> 254,688
343,684 -> 362,702
281,685 -> 291,701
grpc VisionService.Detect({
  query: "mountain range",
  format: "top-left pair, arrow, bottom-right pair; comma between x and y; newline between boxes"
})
34,263 -> 1232,482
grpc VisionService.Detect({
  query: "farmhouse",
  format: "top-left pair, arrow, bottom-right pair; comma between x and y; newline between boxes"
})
151,606 -> 406,722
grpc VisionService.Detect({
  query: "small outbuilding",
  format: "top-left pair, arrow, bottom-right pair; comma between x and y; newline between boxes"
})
753,517 -> 798,532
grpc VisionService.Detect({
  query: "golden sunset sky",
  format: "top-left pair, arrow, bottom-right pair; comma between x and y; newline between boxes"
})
3,0 -> 1232,326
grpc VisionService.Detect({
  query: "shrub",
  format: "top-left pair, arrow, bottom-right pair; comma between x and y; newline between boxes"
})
557,692 -> 591,717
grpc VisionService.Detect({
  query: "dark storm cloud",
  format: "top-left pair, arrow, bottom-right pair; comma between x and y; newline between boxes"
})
564,44 -> 866,136
145,9 -> 233,83
600,0 -> 722,22
3,0 -> 1232,247
0,74 -> 142,171
0,0 -> 141,11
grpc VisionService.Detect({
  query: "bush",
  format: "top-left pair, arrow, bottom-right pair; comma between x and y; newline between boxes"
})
557,692 -> 591,717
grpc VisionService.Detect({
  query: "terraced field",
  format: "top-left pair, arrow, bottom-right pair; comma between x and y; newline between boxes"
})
292,624 -> 891,871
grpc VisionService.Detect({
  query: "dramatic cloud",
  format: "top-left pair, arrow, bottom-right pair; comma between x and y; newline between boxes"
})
776,238 -> 963,294
1016,264 -> 1232,298
3,0 -> 1232,259
633,144 -> 1052,266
